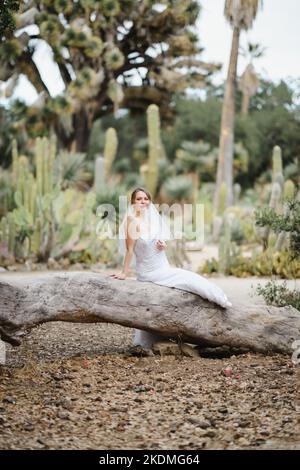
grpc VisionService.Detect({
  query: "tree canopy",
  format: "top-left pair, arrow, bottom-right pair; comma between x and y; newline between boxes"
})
0,0 -> 19,36
0,0 -> 220,151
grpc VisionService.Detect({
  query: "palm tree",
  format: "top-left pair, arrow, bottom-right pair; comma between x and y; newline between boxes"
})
213,0 -> 263,213
239,42 -> 265,115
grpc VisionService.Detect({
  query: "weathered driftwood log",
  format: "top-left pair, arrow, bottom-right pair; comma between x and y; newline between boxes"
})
0,272 -> 299,354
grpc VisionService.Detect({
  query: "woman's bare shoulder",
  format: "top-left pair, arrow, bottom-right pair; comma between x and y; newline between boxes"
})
126,215 -> 138,236
127,214 -> 138,224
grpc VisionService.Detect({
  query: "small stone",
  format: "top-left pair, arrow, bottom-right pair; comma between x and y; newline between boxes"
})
0,416 -> 6,425
180,344 -> 200,358
133,385 -> 152,393
2,396 -> 16,404
218,407 -> 228,414
60,398 -> 74,410
57,411 -> 70,420
23,423 -> 34,432
109,406 -> 128,412
152,341 -> 180,356
187,417 -> 210,428
238,420 -> 251,428
204,430 -> 216,438
238,437 -> 250,446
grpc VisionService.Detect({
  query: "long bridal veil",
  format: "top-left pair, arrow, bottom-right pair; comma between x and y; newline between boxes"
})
118,201 -> 172,268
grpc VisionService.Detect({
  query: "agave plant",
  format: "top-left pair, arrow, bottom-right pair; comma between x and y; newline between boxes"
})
113,157 -> 132,175
54,151 -> 91,191
162,175 -> 193,203
94,184 -> 128,234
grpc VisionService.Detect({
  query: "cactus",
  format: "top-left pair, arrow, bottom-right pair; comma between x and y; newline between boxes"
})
0,216 -> 8,246
107,79 -> 124,115
103,127 -> 118,182
283,179 -> 296,201
1,136 -> 108,264
11,139 -> 19,188
30,216 -> 42,255
144,104 -> 165,196
275,180 -> 296,251
3,136 -> 60,260
15,155 -> 31,207
272,145 -> 283,175
272,146 -> 284,189
275,204 -> 290,252
212,215 -> 223,242
7,212 -> 16,253
0,214 -> 17,254
218,214 -> 231,275
218,181 -> 227,216
94,155 -> 105,192
261,181 -> 282,250
233,183 -> 241,205
269,181 -> 282,210
35,136 -> 56,197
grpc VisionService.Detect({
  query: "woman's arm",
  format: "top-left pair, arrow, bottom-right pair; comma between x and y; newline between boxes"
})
110,216 -> 136,280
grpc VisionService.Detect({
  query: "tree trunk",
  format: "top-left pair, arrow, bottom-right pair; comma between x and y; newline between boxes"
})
213,26 -> 240,214
241,93 -> 250,116
73,108 -> 90,152
0,272 -> 299,355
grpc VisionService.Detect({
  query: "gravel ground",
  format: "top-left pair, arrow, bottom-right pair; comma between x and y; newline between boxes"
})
0,321 -> 300,450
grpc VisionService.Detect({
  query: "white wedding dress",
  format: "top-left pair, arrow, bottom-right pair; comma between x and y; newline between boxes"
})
132,235 -> 232,349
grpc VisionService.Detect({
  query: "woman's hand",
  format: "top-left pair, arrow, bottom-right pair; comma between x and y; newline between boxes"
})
109,272 -> 127,280
155,239 -> 167,251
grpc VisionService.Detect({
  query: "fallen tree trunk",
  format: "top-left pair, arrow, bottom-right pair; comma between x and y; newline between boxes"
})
0,272 -> 299,354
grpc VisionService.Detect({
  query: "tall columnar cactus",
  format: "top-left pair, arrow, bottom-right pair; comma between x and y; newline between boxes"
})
0,214 -> 16,254
6,136 -> 59,260
94,156 -> 105,193
261,181 -> 282,250
218,181 -> 228,216
144,104 -> 164,196
283,179 -> 296,201
275,179 -> 296,252
212,215 -> 223,242
7,212 -> 16,253
272,145 -> 283,175
233,183 -> 241,205
11,138 -> 19,188
212,181 -> 228,240
272,145 -> 284,189
147,103 -> 166,160
218,214 -> 231,275
15,156 -> 31,208
30,216 -> 42,255
35,135 -> 56,197
0,216 -> 8,247
103,127 -> 118,181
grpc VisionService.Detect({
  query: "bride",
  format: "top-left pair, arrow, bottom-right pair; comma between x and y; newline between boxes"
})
109,187 -> 232,350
